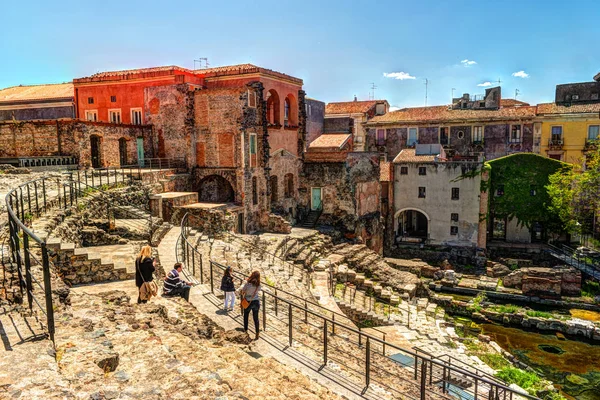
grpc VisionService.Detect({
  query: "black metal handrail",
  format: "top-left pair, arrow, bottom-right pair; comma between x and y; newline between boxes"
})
546,243 -> 600,280
177,220 -> 539,400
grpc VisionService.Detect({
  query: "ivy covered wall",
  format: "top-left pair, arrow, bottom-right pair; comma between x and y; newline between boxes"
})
487,153 -> 567,234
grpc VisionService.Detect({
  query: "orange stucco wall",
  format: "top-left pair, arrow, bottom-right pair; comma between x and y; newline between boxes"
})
75,73 -> 202,124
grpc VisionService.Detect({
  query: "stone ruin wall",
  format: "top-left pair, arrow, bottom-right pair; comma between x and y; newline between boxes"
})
0,120 -> 153,167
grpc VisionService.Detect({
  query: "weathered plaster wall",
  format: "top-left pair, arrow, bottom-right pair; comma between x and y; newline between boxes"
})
305,98 -> 324,146
0,105 -> 74,121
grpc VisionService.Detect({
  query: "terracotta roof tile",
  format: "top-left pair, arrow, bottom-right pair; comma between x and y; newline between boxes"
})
368,104 -> 537,125
76,65 -> 193,81
0,83 -> 73,103
392,149 -> 437,163
308,134 -> 351,149
380,161 -> 391,181
196,63 -> 303,85
537,102 -> 600,115
500,99 -> 530,107
326,100 -> 384,115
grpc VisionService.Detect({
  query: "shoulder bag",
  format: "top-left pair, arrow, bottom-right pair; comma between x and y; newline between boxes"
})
241,285 -> 258,309
138,258 -> 158,301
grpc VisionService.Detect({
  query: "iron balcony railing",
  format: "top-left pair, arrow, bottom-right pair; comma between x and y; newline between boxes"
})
176,217 -> 539,400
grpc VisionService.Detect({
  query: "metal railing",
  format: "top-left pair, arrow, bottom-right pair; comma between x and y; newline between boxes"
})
177,221 -> 539,400
546,243 -> 600,280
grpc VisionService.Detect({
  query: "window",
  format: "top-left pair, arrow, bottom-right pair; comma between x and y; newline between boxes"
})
110,95 -> 117,103
592,93 -> 599,100
376,129 -> 386,145
551,126 -> 563,142
284,97 -> 290,126
108,109 -> 121,124
451,188 -> 459,200
451,213 -> 459,222
572,94 -> 579,100
418,187 -> 426,198
85,110 -> 98,122
450,226 -> 458,235
248,90 -> 257,108
284,173 -> 294,198
270,176 -> 278,204
510,125 -> 522,143
479,102 -> 485,108
440,127 -> 449,145
252,176 -> 258,205
400,166 -> 408,175
408,128 -> 418,146
496,184 -> 505,196
355,136 -> 363,143
418,166 -> 426,175
473,126 -> 483,143
462,102 -> 467,109
588,125 -> 599,141
457,130 -> 465,139
87,97 -> 94,104
375,103 -> 385,115
530,185 -> 537,196
250,134 -> 257,155
379,153 -> 387,162
131,108 -> 143,125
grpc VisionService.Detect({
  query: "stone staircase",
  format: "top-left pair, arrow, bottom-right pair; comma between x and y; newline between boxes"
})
299,209 -> 322,228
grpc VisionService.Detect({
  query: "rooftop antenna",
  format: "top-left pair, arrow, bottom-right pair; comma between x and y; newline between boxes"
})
369,83 -> 377,100
515,88 -> 520,100
451,87 -> 456,104
194,57 -> 209,69
496,78 -> 502,86
424,79 -> 430,106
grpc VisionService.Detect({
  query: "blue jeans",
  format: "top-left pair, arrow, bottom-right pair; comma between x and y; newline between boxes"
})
243,300 -> 260,333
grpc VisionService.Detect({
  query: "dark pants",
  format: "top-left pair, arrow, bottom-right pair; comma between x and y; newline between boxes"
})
136,287 -> 147,304
169,285 -> 191,301
243,300 -> 260,333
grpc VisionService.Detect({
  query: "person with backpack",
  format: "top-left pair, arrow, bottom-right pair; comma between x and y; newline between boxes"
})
240,270 -> 262,340
135,245 -> 157,304
220,266 -> 236,311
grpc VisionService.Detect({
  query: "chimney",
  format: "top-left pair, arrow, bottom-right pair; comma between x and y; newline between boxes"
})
354,95 -> 357,102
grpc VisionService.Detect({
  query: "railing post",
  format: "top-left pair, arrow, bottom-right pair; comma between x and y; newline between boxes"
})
474,375 -> 478,400
8,217 -> 24,297
275,288 -> 278,316
420,359 -> 427,400
191,249 -> 195,277
365,337 -> 371,388
42,179 -> 47,212
332,313 -> 335,335
288,303 -> 293,346
199,255 -> 204,284
262,291 -> 266,331
41,244 -> 55,343
22,233 -> 34,312
304,300 -> 308,323
442,366 -> 447,393
99,170 -> 103,186
26,184 -> 32,217
414,355 -> 419,380
323,319 -> 328,365
383,333 -> 386,356
359,327 -> 362,346
209,261 -> 214,293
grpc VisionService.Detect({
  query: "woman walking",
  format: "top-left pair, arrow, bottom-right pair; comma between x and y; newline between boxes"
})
220,266 -> 236,311
241,270 -> 262,340
135,245 -> 157,304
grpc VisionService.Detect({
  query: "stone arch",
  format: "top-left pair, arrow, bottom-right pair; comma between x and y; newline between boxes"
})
394,208 -> 430,240
266,89 -> 280,125
198,175 -> 235,203
284,94 -> 297,127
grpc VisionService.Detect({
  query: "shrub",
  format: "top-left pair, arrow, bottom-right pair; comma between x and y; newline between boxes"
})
526,310 -> 553,319
493,304 -> 520,314
582,281 -> 600,298
496,367 -> 541,395
479,354 -> 511,370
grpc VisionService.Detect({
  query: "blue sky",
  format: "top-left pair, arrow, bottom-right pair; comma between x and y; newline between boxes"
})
2,0 -> 599,109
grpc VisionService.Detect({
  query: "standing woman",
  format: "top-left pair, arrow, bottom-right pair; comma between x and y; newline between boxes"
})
220,266 -> 236,311
241,270 -> 262,340
135,245 -> 156,304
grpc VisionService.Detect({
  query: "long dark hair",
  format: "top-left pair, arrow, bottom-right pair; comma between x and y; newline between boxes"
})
248,270 -> 260,286
224,266 -> 232,278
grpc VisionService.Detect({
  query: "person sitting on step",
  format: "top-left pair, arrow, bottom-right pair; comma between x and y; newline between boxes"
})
163,262 -> 193,301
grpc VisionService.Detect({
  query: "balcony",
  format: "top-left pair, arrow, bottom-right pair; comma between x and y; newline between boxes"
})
548,138 -> 564,150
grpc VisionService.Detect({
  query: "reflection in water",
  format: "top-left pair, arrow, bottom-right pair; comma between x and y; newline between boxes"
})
481,324 -> 600,400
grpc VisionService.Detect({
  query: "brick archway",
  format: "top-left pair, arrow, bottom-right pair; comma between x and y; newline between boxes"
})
198,174 -> 235,203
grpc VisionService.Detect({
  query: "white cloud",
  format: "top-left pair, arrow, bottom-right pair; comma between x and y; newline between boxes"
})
477,81 -> 493,87
461,59 -> 477,66
383,72 -> 416,80
512,70 -> 529,78
389,106 -> 401,112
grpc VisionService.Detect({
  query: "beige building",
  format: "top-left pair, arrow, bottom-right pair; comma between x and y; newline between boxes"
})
391,144 -> 485,247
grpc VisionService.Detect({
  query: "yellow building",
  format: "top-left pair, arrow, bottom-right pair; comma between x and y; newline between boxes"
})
537,102 -> 600,164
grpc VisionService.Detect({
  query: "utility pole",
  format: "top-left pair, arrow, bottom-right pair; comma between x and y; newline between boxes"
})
497,78 -> 502,86
515,88 -> 520,100
424,79 -> 429,106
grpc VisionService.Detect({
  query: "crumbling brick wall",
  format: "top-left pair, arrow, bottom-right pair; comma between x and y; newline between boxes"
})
0,120 -> 152,167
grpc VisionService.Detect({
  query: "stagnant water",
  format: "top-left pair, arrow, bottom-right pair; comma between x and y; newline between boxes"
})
480,323 -> 600,400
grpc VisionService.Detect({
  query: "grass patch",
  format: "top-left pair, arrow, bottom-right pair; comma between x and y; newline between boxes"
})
479,353 -> 511,370
582,281 -> 600,298
358,319 -> 376,328
495,367 -> 542,396
525,310 -> 553,319
468,292 -> 486,313
492,304 -> 520,314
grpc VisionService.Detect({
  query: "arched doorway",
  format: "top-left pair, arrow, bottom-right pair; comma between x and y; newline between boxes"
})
395,209 -> 429,242
266,89 -> 280,125
118,138 -> 128,166
270,175 -> 278,204
198,175 -> 235,203
90,135 -> 102,168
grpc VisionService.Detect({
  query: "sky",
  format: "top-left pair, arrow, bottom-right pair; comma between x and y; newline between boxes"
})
1,0 -> 599,110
